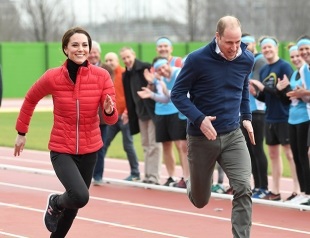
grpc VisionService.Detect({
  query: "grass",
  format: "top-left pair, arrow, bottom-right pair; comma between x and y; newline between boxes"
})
1,111 -> 291,177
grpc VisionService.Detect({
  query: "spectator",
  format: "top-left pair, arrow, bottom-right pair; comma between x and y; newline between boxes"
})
287,36 -> 310,206
120,47 -> 162,185
250,36 -> 300,201
155,37 -> 183,67
88,40 -> 108,186
101,52 -> 141,182
138,57 -> 189,188
241,33 -> 269,199
278,43 -> 310,204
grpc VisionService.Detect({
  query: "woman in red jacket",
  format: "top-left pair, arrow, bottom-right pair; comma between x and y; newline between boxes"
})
14,27 -> 118,237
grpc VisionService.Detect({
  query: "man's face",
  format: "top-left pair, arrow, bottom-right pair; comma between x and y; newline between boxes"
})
120,49 -> 135,69
261,43 -> 278,63
105,54 -> 119,70
299,45 -> 310,65
88,47 -> 101,65
156,43 -> 173,58
216,27 -> 241,60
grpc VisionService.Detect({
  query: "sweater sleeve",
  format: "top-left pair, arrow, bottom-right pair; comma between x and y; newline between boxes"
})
171,56 -> 205,128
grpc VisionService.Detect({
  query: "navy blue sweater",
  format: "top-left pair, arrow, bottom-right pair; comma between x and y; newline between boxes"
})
171,38 -> 254,136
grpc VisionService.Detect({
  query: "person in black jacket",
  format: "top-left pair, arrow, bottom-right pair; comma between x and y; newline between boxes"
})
120,47 -> 162,185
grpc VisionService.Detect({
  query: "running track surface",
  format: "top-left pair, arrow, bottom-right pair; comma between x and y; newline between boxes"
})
1,147 -> 310,238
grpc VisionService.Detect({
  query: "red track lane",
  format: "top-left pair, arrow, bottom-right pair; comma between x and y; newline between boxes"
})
1,147 -> 310,238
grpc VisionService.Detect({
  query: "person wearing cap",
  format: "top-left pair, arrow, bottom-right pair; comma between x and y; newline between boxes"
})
155,37 -> 182,68
171,16 -> 255,238
241,33 -> 269,199
250,36 -> 300,202
138,57 -> 189,188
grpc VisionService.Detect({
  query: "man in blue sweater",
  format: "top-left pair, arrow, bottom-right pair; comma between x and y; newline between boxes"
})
171,16 -> 255,238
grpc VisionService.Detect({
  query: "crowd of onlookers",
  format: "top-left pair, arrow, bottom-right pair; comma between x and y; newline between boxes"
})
88,33 -> 310,207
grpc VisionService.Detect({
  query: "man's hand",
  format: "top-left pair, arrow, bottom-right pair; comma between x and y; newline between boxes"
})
137,87 -> 153,99
200,116 -> 217,140
243,120 -> 255,145
249,79 -> 265,92
14,134 -> 26,156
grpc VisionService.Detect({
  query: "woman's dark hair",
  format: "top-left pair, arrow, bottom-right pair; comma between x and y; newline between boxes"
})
62,27 -> 92,57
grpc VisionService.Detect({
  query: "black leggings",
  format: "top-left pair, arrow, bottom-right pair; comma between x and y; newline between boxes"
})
50,151 -> 97,238
289,121 -> 310,194
241,113 -> 268,190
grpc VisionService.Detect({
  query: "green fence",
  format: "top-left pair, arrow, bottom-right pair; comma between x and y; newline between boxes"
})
0,41 -> 291,98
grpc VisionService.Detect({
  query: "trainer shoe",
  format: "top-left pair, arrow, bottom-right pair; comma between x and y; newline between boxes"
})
163,177 -> 175,186
44,194 -> 63,232
301,198 -> 310,206
252,189 -> 269,199
263,191 -> 281,201
172,178 -> 187,188
225,187 -> 233,195
211,184 -> 226,194
124,175 -> 140,181
285,192 -> 298,202
92,178 -> 103,186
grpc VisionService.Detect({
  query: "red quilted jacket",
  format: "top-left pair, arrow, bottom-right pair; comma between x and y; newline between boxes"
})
16,60 -> 118,154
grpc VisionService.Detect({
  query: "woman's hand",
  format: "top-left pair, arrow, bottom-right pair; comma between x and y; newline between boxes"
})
14,134 -> 26,156
104,94 -> 114,114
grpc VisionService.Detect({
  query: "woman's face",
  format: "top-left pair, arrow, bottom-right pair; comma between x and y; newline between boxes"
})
64,33 -> 89,65
290,50 -> 304,69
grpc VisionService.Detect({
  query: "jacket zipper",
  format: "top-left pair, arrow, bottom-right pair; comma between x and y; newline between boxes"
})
76,99 -> 80,154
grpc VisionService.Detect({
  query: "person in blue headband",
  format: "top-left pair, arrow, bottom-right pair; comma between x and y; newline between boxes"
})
250,35 -> 300,202
155,36 -> 183,68
287,36 -> 310,207
241,33 -> 269,200
138,56 -> 189,189
277,43 -> 310,205
287,36 -> 310,104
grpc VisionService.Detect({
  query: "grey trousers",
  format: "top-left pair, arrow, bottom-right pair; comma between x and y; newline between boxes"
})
138,119 -> 162,183
187,128 -> 252,238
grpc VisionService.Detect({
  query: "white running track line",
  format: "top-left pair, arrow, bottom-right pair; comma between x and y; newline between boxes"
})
0,231 -> 28,238
1,163 -> 310,211
0,201 -> 187,238
1,182 -> 310,236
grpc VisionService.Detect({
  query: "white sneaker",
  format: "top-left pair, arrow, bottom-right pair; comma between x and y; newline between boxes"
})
285,194 -> 303,204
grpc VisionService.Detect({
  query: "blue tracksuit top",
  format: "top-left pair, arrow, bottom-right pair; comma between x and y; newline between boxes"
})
257,59 -> 293,123
171,38 -> 254,136
288,69 -> 309,125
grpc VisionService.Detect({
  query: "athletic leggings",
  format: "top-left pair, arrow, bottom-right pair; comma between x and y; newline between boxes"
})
241,112 -> 268,190
50,151 -> 97,238
289,121 -> 310,194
